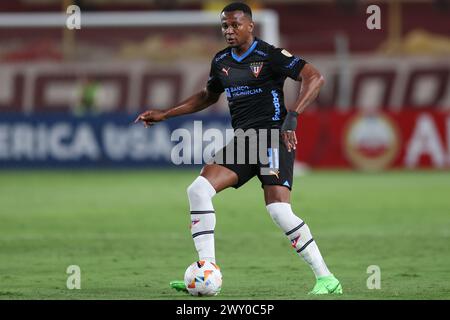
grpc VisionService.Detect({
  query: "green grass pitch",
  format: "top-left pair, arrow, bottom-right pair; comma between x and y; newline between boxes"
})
0,169 -> 449,300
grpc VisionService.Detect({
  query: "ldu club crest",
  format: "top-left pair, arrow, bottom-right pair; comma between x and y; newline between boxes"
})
250,62 -> 264,78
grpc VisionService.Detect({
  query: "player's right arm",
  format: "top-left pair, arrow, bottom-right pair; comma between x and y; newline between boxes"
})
134,88 -> 221,127
135,57 -> 224,127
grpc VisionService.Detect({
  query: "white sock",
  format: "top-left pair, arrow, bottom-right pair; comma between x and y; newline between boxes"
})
187,176 -> 217,263
266,202 -> 331,278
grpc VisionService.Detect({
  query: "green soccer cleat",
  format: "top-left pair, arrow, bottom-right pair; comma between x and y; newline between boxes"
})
308,275 -> 343,295
170,280 -> 188,293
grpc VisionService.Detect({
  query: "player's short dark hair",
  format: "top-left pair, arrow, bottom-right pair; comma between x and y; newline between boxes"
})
222,2 -> 253,18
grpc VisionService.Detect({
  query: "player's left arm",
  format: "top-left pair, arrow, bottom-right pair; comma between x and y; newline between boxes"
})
281,63 -> 325,152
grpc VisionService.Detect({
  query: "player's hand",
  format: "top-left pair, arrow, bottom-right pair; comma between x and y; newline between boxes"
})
282,130 -> 297,152
134,109 -> 167,127
281,111 -> 298,152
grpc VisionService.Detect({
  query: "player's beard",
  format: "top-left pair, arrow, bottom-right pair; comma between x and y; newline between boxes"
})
226,40 -> 241,49
225,36 -> 239,48
226,41 -> 239,48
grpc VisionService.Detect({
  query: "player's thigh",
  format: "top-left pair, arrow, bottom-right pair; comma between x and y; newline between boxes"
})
200,164 -> 239,193
208,134 -> 258,191
264,185 -> 291,205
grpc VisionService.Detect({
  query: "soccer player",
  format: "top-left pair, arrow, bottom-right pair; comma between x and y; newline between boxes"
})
135,2 -> 342,295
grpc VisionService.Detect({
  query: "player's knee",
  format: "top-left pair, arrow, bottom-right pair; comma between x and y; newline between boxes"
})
187,176 -> 215,203
266,202 -> 290,222
266,202 -> 301,228
186,180 -> 201,202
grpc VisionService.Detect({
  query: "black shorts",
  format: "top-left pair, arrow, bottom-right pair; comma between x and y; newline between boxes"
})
213,129 -> 295,190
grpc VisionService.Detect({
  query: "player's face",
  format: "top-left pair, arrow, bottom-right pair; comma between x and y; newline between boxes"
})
220,11 -> 254,48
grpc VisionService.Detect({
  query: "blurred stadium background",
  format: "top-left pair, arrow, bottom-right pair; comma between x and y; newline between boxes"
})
0,0 -> 449,299
0,0 -> 449,169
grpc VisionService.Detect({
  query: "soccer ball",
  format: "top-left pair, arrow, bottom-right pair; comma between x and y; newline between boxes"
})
184,260 -> 222,296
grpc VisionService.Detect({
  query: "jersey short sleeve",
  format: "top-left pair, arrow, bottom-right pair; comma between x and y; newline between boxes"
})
206,59 -> 224,94
269,47 -> 307,80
